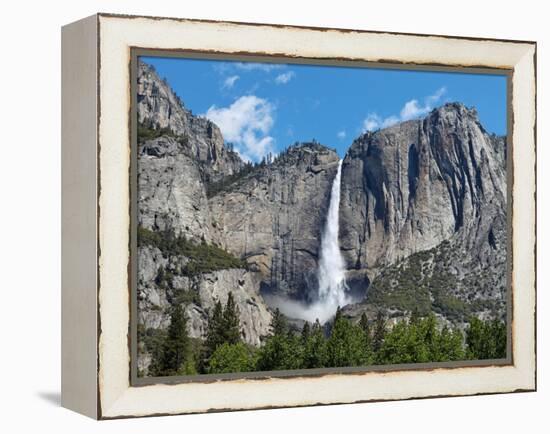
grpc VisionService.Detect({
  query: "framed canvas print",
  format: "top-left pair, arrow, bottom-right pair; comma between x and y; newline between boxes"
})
61,13 -> 536,419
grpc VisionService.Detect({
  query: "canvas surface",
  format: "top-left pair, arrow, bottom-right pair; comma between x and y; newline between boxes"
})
133,54 -> 510,380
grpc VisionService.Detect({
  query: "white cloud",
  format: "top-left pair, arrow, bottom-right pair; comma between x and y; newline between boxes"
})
275,71 -> 295,84
362,87 -> 447,132
234,62 -> 283,72
381,115 -> 400,128
427,86 -> 447,106
400,100 -> 429,120
222,75 -> 239,89
203,95 -> 275,162
213,62 -> 285,76
337,130 -> 346,139
362,114 -> 382,132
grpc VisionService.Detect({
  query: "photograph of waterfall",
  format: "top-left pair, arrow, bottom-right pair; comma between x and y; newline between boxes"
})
133,54 -> 509,379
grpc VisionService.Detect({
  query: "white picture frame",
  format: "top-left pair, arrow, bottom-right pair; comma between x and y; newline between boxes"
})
61,13 -> 536,419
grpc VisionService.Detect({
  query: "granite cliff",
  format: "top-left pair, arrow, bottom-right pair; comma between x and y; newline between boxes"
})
137,61 -> 243,183
135,60 -> 508,375
339,103 -> 507,324
208,142 -> 340,301
340,103 -> 506,271
136,63 -> 271,374
136,62 -> 340,374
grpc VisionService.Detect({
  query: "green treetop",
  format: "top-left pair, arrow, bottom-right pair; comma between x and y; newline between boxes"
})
204,300 -> 225,361
208,342 -> 255,374
302,319 -> 328,369
222,292 -> 241,345
151,304 -> 190,376
326,307 -> 368,367
372,311 -> 386,355
270,308 -> 288,336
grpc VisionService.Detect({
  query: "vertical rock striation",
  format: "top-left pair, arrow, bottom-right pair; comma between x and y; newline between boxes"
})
136,61 -> 274,368
137,61 -> 245,242
136,57 -> 509,366
340,103 -> 506,271
137,61 -> 243,182
340,103 -> 507,322
209,143 -> 341,300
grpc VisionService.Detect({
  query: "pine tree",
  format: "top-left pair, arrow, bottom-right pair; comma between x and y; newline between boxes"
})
466,317 -> 507,360
222,292 -> 241,345
491,318 -> 507,359
327,307 -> 367,367
359,312 -> 374,364
255,309 -> 302,371
359,312 -> 369,335
435,325 -> 465,362
377,314 -> 467,365
376,321 -> 410,364
152,304 -> 190,376
302,319 -> 327,369
421,314 -> 437,350
359,312 -> 372,349
204,300 -> 224,366
466,316 -> 485,359
202,295 -> 242,373
301,321 -> 311,343
412,315 -> 433,362
373,311 -> 386,355
270,308 -> 287,336
208,342 -> 254,374
409,307 -> 421,325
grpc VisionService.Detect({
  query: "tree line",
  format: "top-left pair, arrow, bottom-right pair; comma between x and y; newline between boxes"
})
138,226 -> 247,278
146,295 -> 507,377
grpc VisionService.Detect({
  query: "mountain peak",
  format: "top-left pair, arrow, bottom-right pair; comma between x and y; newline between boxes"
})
137,60 -> 245,183
289,140 -> 336,154
428,101 -> 480,123
271,141 -> 338,171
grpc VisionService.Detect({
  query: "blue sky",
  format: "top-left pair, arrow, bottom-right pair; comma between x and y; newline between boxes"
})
141,56 -> 507,161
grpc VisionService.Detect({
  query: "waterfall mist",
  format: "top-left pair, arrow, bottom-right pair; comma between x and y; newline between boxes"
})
267,160 -> 352,324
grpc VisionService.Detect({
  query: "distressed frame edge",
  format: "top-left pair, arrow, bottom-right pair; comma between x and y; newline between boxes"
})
61,13 -> 100,420
95,11 -> 537,46
94,14 -> 536,419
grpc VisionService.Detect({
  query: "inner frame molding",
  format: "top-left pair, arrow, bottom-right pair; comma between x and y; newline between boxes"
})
70,13 -> 536,419
128,47 -> 515,386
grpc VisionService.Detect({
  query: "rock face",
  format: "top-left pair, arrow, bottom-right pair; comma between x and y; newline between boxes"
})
135,62 -> 344,374
137,61 -> 244,242
340,103 -> 506,271
138,136 -> 215,242
136,61 -> 274,374
339,103 -> 507,323
137,61 -> 243,183
136,57 -> 509,375
137,246 -> 272,346
209,143 -> 340,300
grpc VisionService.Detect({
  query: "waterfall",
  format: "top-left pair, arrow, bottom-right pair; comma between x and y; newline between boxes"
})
316,159 -> 349,308
263,159 -> 351,323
